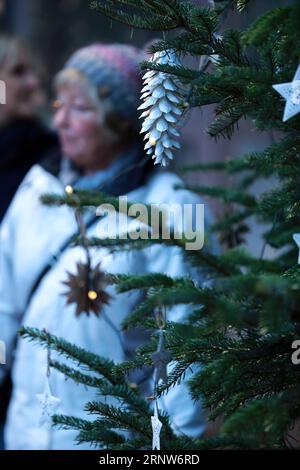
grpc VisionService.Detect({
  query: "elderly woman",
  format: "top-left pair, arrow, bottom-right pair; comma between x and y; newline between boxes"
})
0,43 -> 214,450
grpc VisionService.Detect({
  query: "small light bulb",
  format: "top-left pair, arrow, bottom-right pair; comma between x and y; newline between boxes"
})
52,99 -> 61,109
150,137 -> 157,146
88,290 -> 98,300
65,185 -> 74,195
129,382 -> 138,389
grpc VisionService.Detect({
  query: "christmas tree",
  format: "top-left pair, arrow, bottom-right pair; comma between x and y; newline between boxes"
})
21,0 -> 300,449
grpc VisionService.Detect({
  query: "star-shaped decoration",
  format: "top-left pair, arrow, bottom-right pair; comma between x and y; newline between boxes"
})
293,233 -> 300,264
62,261 -> 112,317
151,406 -> 162,451
151,332 -> 172,385
151,349 -> 172,385
36,378 -> 61,426
273,64 -> 300,122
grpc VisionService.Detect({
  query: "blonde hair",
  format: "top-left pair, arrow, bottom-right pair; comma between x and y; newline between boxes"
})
54,68 -> 101,105
0,35 -> 38,71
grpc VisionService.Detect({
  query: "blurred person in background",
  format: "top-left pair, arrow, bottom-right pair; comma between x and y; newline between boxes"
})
0,43 -> 216,449
0,34 -> 59,449
0,35 -> 59,223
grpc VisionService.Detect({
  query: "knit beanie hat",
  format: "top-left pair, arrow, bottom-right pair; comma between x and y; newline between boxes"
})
64,43 -> 145,130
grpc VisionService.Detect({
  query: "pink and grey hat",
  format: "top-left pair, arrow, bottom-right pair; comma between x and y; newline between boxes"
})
64,43 -> 145,129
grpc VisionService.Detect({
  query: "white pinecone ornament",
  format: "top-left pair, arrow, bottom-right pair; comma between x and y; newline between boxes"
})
139,49 -> 188,167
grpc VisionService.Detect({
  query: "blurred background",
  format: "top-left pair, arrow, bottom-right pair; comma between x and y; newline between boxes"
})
0,0 -> 291,256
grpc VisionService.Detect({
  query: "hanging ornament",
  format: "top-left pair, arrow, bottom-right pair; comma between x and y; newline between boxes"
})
62,261 -> 112,317
62,208 -> 113,317
139,49 -> 188,167
148,310 -> 168,450
272,65 -> 300,122
151,329 -> 172,386
198,33 -> 222,71
151,402 -> 163,451
293,233 -> 300,263
36,379 -> 61,426
36,338 -> 61,426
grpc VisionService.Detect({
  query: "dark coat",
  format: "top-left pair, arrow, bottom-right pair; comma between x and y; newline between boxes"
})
0,117 -> 59,223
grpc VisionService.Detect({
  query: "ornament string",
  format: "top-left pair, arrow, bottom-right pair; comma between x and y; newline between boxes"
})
74,208 -> 94,295
43,327 -> 51,378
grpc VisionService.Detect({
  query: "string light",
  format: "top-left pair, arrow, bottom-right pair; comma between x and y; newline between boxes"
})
88,290 -> 98,301
65,185 -> 74,195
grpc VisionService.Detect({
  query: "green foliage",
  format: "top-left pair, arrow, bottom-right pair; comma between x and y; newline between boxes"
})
20,326 -> 200,450
20,0 -> 300,451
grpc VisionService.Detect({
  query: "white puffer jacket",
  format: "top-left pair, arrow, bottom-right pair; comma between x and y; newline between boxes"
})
0,164 -> 216,450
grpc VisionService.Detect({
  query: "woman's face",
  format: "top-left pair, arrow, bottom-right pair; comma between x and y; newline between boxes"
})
0,56 -> 43,123
53,84 -> 117,174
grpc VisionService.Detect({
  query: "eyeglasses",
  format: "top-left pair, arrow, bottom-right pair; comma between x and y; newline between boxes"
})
52,99 -> 97,115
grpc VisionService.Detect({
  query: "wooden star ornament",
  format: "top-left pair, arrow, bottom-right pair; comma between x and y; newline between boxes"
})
62,261 -> 112,317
